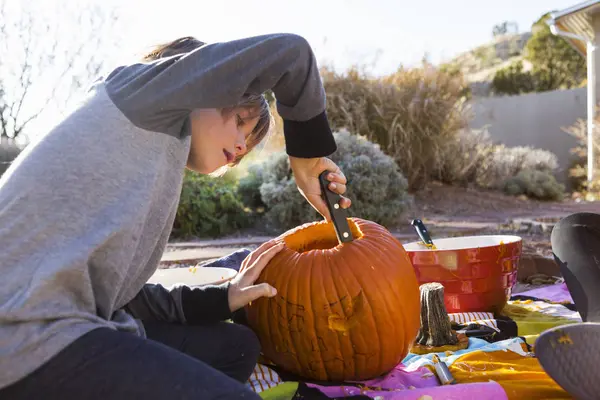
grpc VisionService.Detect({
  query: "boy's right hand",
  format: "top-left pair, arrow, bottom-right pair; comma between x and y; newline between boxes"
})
227,241 -> 283,312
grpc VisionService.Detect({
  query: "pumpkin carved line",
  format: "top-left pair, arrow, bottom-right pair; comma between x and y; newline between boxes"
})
307,248 -> 325,378
330,245 -> 356,378
325,293 -> 349,309
332,248 -> 360,378
349,238 -> 387,377
315,252 -> 332,378
341,239 -> 382,378
270,295 -> 304,333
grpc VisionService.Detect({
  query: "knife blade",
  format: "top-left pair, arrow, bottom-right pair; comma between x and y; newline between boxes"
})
411,218 -> 436,249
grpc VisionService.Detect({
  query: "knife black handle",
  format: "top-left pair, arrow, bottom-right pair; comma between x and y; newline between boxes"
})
319,170 -> 353,244
411,219 -> 434,247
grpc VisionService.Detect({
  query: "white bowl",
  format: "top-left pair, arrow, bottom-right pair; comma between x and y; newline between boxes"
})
403,234 -> 522,252
147,267 -> 237,287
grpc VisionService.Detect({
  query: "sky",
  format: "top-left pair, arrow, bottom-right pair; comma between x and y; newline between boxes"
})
5,0 -> 585,140
113,0 -> 581,76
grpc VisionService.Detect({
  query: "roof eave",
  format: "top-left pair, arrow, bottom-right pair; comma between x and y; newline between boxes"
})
546,1 -> 600,57
550,0 -> 600,20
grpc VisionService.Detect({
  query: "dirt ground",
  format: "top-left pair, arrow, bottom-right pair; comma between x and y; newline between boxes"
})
408,182 -> 600,259
410,181 -> 600,223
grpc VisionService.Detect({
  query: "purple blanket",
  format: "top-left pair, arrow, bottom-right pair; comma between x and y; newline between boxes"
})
516,282 -> 573,304
306,364 -> 507,399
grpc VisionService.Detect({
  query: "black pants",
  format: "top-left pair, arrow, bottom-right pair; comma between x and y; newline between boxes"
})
0,321 -> 262,399
552,212 -> 600,322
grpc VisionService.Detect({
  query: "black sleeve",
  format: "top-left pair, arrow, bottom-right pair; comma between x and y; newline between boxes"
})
123,282 -> 232,325
179,282 -> 233,324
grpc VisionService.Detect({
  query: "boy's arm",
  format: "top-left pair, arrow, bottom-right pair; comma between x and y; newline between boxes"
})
104,33 -> 336,158
124,283 -> 232,325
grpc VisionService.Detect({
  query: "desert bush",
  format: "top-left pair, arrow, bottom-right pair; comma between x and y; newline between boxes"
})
322,62 -> 471,190
434,128 -> 560,193
435,128 -> 496,185
475,144 -> 559,190
503,168 -> 565,200
173,170 -> 253,239
564,117 -> 600,196
0,139 -> 23,176
251,130 -> 412,231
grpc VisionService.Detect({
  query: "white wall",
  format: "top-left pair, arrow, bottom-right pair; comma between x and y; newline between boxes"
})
469,87 -> 587,183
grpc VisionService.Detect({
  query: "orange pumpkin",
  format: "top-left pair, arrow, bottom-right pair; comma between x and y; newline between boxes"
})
245,217 -> 421,381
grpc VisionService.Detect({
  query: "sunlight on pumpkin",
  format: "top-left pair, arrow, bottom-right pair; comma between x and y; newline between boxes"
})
284,219 -> 364,253
327,289 -> 367,333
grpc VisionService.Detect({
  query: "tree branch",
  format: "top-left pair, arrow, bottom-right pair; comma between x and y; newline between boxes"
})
9,11 -> 35,136
0,1 -> 121,140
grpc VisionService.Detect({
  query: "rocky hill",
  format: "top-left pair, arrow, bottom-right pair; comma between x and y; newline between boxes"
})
444,32 -> 533,96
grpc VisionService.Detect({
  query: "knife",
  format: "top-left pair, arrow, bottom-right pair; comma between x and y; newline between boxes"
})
319,170 -> 353,244
411,219 -> 436,249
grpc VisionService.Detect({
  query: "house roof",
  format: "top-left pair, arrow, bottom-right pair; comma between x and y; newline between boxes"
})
548,0 -> 600,56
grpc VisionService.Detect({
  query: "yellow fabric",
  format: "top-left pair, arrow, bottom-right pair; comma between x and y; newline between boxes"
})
449,345 -> 572,400
258,382 -> 298,400
500,301 -> 577,343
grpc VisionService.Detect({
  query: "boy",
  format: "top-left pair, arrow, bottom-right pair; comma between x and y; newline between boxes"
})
0,33 -> 350,399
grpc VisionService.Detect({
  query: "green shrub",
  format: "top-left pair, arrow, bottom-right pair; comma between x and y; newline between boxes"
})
173,170 -> 253,239
252,130 -> 412,231
237,163 -> 266,210
503,168 -> 565,200
322,63 -> 470,190
491,60 -> 536,96
258,153 -> 319,230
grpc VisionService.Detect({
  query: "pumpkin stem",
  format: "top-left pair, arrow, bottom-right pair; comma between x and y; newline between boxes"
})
415,282 -> 458,347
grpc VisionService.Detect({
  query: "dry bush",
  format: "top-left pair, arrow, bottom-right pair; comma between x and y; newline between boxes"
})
435,128 -> 496,185
322,62 -> 471,190
564,117 -> 600,195
475,144 -> 559,190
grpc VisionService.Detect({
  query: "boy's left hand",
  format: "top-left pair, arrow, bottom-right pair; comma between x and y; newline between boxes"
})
228,241 -> 284,312
289,156 -> 352,220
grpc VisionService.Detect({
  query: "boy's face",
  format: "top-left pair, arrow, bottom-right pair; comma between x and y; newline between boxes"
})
187,108 -> 259,174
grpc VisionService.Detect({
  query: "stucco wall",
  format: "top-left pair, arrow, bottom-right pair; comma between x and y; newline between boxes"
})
469,87 -> 587,183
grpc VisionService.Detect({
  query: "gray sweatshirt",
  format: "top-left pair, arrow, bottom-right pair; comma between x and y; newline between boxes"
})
0,33 -> 336,389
